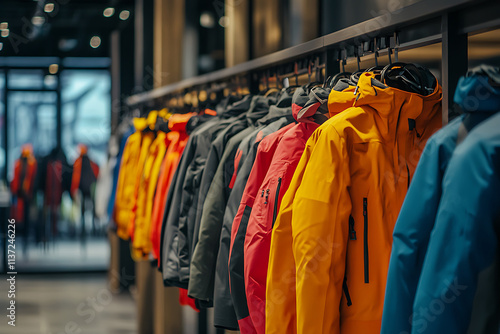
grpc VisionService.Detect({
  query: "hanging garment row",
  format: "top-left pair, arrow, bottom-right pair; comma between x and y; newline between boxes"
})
107,63 -> 500,334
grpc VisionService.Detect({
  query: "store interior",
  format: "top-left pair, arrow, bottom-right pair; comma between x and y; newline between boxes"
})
0,0 -> 500,333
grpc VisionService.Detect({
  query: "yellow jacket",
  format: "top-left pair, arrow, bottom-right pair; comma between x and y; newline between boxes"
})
132,128 -> 169,259
114,111 -> 157,240
266,72 -> 442,333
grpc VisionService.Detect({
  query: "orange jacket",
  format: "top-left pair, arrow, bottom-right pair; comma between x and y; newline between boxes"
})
11,146 -> 37,199
266,72 -> 442,334
70,148 -> 99,198
114,112 -> 157,240
11,146 -> 37,222
150,113 -> 193,261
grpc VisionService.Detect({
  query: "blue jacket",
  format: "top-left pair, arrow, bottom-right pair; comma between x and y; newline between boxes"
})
411,110 -> 500,333
107,125 -> 134,219
382,65 -> 500,334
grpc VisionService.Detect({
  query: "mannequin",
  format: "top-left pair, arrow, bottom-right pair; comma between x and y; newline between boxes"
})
71,144 -> 99,240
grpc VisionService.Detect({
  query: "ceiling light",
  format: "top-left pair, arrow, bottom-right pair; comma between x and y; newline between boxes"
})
218,16 -> 228,28
32,16 -> 45,26
44,3 -> 54,13
1,30 -> 9,38
49,64 -> 59,74
119,10 -> 130,20
199,12 -> 215,28
0,22 -> 8,30
103,7 -> 115,17
90,36 -> 101,48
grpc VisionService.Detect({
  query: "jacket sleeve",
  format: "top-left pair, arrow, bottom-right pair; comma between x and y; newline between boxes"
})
150,154 -> 171,260
214,143 -> 255,330
382,136 -> 451,333
192,144 -> 220,256
291,125 -> 351,334
11,160 -> 20,195
188,142 -> 238,304
161,135 -> 197,283
265,131 -> 319,334
412,120 -> 500,334
114,134 -> 136,239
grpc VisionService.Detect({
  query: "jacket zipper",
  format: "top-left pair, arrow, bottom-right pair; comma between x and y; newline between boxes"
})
406,164 -> 410,189
272,178 -> 282,229
342,276 -> 352,306
348,215 -> 356,240
363,198 -> 369,284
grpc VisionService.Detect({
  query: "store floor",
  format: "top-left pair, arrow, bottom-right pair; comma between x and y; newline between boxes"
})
14,237 -> 110,273
0,273 -> 136,334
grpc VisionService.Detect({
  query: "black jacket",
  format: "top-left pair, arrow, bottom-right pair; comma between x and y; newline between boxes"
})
213,90 -> 296,329
188,96 -> 276,306
161,96 -> 254,287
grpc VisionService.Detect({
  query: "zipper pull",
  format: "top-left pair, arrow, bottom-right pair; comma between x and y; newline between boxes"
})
349,215 -> 357,240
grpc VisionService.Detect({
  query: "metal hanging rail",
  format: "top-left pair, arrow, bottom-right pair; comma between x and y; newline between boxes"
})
126,0 -> 499,106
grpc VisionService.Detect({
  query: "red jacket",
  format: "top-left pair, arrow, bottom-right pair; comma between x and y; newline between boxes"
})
243,86 -> 340,334
229,122 -> 295,333
150,113 -> 192,261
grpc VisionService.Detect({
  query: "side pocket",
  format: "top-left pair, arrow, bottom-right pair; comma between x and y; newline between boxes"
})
363,197 -> 369,284
271,177 -> 282,229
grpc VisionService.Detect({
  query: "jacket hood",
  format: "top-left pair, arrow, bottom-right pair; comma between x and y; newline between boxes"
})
454,64 -> 500,113
168,113 -> 194,133
21,144 -> 34,158
353,71 -> 442,122
254,93 -> 294,126
245,95 -> 274,126
327,79 -> 357,117
185,113 -> 216,134
292,86 -> 331,124
275,86 -> 296,107
133,110 -> 158,132
216,94 -> 241,115
133,117 -> 148,132
222,94 -> 254,118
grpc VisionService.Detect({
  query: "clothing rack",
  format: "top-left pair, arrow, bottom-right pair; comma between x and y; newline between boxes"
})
126,0 -> 500,123
120,2 -> 500,333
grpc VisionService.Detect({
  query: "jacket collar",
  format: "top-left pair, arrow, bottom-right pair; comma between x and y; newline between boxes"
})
454,65 -> 500,113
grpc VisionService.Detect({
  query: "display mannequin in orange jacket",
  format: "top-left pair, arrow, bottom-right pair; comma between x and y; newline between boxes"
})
266,68 -> 442,334
71,144 -> 99,197
71,143 -> 100,236
11,144 -> 37,224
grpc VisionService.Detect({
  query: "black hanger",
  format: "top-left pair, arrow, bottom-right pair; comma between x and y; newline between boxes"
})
350,69 -> 366,85
327,72 -> 352,88
155,116 -> 171,133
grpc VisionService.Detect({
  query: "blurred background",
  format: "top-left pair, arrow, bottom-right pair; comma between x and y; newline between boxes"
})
0,0 -> 499,334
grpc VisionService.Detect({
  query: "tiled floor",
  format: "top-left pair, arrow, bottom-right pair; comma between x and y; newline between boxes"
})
0,273 -> 136,334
